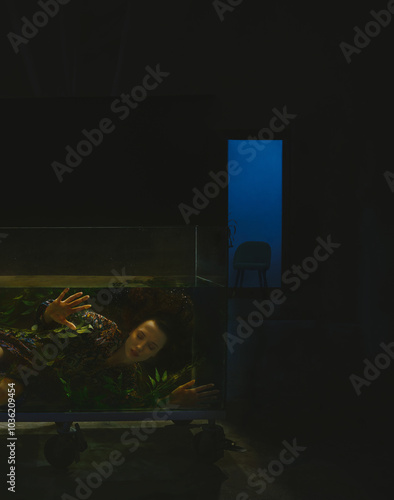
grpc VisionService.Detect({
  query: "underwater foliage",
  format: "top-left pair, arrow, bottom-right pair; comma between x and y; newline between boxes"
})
0,287 -> 119,327
0,289 -> 58,327
56,362 -> 197,410
1,287 -> 213,411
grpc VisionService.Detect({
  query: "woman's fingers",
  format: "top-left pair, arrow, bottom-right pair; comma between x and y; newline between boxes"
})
172,382 -> 220,409
56,288 -> 70,302
71,304 -> 91,312
67,295 -> 90,308
63,291 -> 85,304
197,390 -> 220,398
194,383 -> 215,393
55,289 -> 89,307
62,319 -> 77,330
180,379 -> 196,389
52,312 -> 77,330
56,289 -> 90,310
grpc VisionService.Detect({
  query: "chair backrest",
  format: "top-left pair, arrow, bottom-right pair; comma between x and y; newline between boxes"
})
233,241 -> 271,265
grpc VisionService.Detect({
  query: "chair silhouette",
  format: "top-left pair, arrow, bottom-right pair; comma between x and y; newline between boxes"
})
233,241 -> 271,288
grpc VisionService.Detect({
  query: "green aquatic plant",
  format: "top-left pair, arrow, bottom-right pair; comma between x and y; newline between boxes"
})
0,287 -> 96,327
148,367 -> 168,387
55,361 -> 198,411
137,362 -> 197,408
0,288 -> 61,327
59,379 -> 108,410
58,373 -> 114,410
102,373 -> 127,397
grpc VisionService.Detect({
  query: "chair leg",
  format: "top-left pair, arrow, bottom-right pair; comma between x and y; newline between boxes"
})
234,270 -> 240,288
263,270 -> 268,287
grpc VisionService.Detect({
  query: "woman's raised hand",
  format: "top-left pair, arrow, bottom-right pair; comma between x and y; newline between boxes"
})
168,380 -> 220,408
43,288 -> 91,330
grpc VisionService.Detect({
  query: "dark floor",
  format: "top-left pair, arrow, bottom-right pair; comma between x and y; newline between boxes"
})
1,414 -> 393,500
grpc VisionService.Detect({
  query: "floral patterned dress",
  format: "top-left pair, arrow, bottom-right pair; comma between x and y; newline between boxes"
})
0,301 -> 148,409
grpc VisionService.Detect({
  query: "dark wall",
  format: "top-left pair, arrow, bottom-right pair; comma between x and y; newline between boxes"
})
0,95 -> 227,226
1,0 -> 394,443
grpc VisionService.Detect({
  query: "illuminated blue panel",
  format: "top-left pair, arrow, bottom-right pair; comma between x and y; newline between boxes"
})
228,140 -> 282,287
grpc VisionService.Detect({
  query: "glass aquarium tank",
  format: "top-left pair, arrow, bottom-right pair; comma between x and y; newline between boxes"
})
0,227 -> 227,422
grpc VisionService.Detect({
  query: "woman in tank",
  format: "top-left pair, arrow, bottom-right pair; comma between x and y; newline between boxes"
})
0,288 -> 219,409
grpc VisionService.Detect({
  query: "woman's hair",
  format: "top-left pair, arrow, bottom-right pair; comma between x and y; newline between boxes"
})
119,288 -> 195,366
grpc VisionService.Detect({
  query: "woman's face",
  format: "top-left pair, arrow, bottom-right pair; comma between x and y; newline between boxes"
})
125,320 -> 167,362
